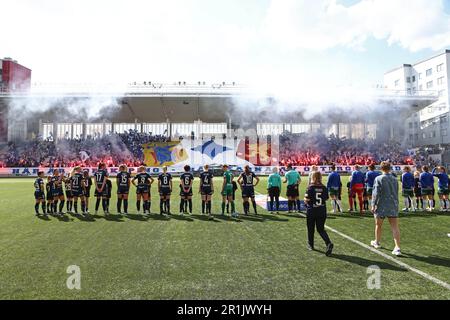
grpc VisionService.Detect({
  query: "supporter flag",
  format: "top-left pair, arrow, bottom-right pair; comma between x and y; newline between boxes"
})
142,141 -> 188,167
236,137 -> 278,165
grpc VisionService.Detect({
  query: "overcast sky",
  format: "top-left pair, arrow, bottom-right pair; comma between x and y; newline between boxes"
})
2,0 -> 450,91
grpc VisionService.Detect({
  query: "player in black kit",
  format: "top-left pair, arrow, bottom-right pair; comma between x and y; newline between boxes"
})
304,171 -> 334,256
158,166 -> 172,215
83,170 -> 93,214
94,163 -> 109,215
179,165 -> 194,215
237,165 -> 260,215
116,164 -> 131,214
51,169 -> 66,215
34,171 -> 46,216
71,166 -> 87,215
199,164 -> 214,218
132,166 -> 154,215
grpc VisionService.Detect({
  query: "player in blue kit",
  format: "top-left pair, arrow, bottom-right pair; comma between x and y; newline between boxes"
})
94,163 -> 109,215
132,166 -> 154,215
304,171 -> 333,256
179,165 -> 194,215
349,165 -> 365,214
326,165 -> 342,213
116,164 -> 131,214
237,165 -> 260,215
432,166 -> 449,212
365,164 -> 381,212
401,166 -> 416,212
34,171 -> 46,216
420,166 -> 435,212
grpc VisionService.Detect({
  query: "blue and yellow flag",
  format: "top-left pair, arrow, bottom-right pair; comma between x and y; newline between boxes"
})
142,141 -> 188,167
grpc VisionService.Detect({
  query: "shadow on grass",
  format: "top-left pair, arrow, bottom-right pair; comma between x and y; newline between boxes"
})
328,213 -> 364,219
259,214 -> 290,222
278,213 -> 305,219
170,214 -> 194,222
72,213 -> 96,222
55,214 -> 72,222
213,214 -> 242,223
239,214 -> 265,222
326,253 -> 407,272
36,214 -> 51,221
401,252 -> 450,268
191,214 -> 221,223
103,214 -> 125,222
125,213 -> 150,221
146,213 -> 171,221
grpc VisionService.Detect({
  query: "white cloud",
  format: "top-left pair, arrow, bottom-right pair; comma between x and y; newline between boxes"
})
0,0 -> 449,88
264,0 -> 450,52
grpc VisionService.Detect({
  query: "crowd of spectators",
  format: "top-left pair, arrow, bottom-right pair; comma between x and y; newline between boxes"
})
278,133 -> 416,166
3,130 -> 168,168
0,130 -> 444,168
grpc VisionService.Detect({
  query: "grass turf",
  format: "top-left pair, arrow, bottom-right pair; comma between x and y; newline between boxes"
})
0,177 -> 449,300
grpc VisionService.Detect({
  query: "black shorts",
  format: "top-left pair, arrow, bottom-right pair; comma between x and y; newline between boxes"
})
34,191 -> 45,200
95,185 -> 108,197
268,186 -> 280,198
72,189 -> 84,197
53,188 -> 64,197
286,184 -> 299,198
136,186 -> 150,195
180,187 -> 193,197
84,188 -> 91,198
117,186 -> 130,195
159,187 -> 171,196
414,187 -> 422,197
65,190 -> 73,198
46,192 -> 54,201
201,186 -> 213,196
242,186 -> 255,198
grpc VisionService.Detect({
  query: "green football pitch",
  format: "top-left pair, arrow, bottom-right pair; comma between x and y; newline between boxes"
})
0,177 -> 449,300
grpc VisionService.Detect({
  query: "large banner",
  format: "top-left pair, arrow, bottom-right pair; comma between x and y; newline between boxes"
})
0,165 -> 413,177
142,141 -> 188,167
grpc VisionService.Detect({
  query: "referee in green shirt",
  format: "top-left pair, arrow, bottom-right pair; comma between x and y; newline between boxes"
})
268,167 -> 282,213
284,164 -> 302,213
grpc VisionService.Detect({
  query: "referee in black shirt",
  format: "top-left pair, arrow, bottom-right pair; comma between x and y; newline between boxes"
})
304,171 -> 334,256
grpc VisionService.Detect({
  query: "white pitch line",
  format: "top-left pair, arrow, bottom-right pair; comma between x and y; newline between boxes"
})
255,191 -> 450,291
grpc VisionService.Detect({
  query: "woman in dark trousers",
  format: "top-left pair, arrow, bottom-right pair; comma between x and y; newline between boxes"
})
304,171 -> 334,256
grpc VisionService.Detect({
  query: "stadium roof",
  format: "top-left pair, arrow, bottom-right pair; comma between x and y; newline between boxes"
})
0,83 -> 439,124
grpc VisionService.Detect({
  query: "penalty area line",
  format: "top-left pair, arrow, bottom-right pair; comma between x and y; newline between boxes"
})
255,191 -> 450,291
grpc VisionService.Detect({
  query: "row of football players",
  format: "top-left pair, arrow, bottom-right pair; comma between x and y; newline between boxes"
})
33,163 -> 264,218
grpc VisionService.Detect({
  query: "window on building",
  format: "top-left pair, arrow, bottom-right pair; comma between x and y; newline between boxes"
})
113,123 -> 136,134
414,134 -> 419,141
437,77 -> 444,86
437,63 -> 444,72
418,73 -> 422,80
408,122 -> 413,129
426,68 -> 432,76
72,123 -> 83,139
142,123 -> 168,135
86,123 -> 105,138
406,77 -> 411,83
409,134 -> 413,141
394,79 -> 400,87
412,75 -> 416,82
57,123 -> 72,140
419,85 -> 423,91
422,133 -> 427,139
426,81 -> 433,89
432,131 -> 436,138
42,123 -> 53,140
442,129 -> 448,137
